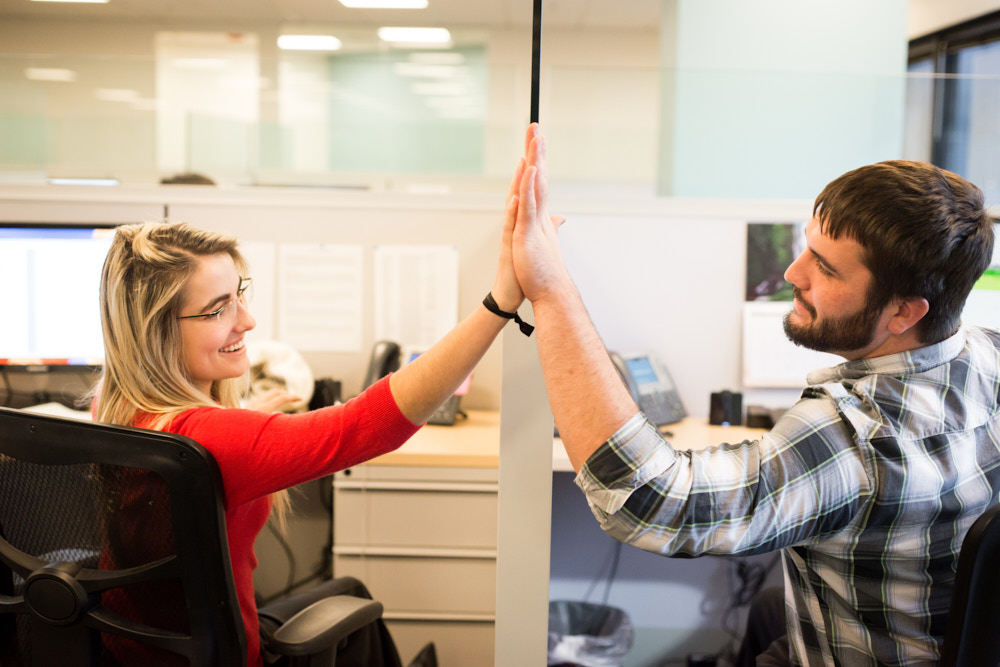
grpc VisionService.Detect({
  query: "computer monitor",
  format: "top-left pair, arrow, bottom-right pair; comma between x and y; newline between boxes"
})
0,223 -> 117,370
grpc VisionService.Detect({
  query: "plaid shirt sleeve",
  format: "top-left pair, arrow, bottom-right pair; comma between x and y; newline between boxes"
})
574,396 -> 875,558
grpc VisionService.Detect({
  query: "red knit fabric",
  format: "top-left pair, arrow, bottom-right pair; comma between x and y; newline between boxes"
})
108,375 -> 419,666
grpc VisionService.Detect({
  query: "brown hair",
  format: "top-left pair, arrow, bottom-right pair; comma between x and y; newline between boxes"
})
814,161 -> 994,343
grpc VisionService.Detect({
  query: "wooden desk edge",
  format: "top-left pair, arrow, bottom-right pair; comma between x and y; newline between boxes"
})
365,411 -> 767,470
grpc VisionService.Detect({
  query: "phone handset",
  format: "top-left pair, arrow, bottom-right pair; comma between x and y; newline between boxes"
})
609,351 -> 641,403
608,349 -> 687,427
363,340 -> 401,389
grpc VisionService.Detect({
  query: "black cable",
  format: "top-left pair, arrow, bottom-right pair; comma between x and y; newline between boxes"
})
715,554 -> 781,663
583,538 -> 624,605
602,540 -> 623,605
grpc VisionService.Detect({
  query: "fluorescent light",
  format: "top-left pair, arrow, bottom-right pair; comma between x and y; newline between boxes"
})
339,0 -> 428,7
48,178 -> 120,186
25,68 -> 77,82
277,35 -> 342,51
377,27 -> 452,44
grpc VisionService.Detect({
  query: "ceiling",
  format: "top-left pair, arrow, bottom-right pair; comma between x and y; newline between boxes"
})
0,0 -> 662,30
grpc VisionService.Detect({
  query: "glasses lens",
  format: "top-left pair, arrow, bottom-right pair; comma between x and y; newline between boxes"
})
240,278 -> 254,306
215,279 -> 253,326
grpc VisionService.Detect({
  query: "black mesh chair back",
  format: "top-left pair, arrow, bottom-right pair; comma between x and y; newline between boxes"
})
0,406 -> 245,666
940,502 -> 1000,667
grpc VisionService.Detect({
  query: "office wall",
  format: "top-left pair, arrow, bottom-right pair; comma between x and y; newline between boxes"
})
660,0 -> 910,200
0,18 -> 660,189
0,182 -> 817,413
0,187 -> 507,409
909,0 -> 1000,37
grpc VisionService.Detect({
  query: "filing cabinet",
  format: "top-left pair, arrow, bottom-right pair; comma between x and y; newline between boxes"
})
332,464 -> 499,666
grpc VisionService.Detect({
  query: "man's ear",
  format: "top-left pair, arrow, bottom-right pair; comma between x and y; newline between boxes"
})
887,297 -> 930,335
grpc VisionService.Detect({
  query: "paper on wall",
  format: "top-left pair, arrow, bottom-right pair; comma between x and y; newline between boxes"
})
277,243 -> 363,352
374,245 -> 458,349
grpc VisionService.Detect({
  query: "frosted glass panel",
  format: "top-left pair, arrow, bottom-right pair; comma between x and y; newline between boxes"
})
664,69 -> 906,200
325,47 -> 487,174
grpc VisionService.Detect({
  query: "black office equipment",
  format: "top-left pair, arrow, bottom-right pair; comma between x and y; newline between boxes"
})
362,340 -> 402,390
530,0 -> 543,123
709,390 -> 743,426
0,406 -> 384,666
609,351 -> 687,426
940,502 -> 1000,667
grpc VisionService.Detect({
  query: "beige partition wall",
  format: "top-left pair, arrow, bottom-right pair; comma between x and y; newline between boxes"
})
495,309 -> 553,664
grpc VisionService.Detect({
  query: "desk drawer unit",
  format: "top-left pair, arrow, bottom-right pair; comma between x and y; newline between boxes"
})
332,465 -> 499,666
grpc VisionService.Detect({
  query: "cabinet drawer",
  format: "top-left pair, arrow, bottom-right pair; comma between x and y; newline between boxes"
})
334,485 -> 498,550
333,554 -> 496,616
388,619 -> 495,667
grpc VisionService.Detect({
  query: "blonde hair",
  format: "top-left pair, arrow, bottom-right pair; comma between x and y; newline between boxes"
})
94,221 -> 290,525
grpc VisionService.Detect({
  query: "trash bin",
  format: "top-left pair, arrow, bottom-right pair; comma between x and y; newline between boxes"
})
547,600 -> 635,667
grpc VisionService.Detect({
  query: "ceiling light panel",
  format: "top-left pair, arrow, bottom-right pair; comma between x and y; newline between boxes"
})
277,35 -> 342,51
377,27 -> 452,44
339,0 -> 428,7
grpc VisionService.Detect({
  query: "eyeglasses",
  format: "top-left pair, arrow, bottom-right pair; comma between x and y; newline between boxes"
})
177,277 -> 253,326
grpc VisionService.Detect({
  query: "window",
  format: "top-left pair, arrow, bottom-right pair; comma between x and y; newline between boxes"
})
908,11 -> 1000,203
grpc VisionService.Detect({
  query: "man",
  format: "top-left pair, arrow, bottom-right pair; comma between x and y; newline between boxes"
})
510,124 -> 1000,665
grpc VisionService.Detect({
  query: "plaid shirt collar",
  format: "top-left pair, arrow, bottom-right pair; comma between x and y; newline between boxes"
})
806,326 -> 966,385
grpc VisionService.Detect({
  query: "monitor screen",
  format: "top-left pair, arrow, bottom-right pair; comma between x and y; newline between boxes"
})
0,224 -> 117,368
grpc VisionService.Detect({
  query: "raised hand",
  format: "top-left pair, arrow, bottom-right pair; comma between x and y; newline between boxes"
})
512,123 -> 568,304
489,156 -> 526,313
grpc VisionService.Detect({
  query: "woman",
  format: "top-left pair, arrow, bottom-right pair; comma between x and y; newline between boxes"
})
93,159 -> 528,666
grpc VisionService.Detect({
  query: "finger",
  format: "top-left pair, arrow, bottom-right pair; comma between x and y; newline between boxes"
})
504,191 -> 518,232
507,157 -> 525,206
525,123 -> 539,158
534,136 -> 548,207
551,215 -> 567,231
518,166 -> 538,225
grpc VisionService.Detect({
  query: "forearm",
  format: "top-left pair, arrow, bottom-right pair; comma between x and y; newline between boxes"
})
389,303 -> 508,424
532,282 -> 639,471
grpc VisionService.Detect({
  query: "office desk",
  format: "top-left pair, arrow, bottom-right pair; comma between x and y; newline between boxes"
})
364,409 -> 501,468
366,408 -> 767,471
333,410 -> 767,665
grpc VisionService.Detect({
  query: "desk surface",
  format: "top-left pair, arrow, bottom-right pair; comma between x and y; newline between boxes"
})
17,403 -> 769,471
370,409 -> 767,471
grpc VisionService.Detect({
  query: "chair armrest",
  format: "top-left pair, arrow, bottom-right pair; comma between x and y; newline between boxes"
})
266,595 -> 383,656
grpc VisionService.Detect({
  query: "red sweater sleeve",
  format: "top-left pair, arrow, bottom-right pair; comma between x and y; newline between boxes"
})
167,375 -> 420,508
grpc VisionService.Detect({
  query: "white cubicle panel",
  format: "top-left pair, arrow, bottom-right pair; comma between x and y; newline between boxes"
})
168,189 -> 508,410
0,192 -> 164,225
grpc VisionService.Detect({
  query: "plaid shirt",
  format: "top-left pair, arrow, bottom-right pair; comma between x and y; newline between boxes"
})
576,326 -> 1000,666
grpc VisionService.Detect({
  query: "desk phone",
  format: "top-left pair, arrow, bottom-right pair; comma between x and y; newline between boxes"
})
609,351 -> 687,426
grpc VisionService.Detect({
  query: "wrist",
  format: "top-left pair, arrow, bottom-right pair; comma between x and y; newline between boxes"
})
483,292 -> 533,336
489,283 -> 524,313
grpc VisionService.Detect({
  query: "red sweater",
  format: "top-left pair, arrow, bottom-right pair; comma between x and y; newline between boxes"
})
108,376 -> 420,666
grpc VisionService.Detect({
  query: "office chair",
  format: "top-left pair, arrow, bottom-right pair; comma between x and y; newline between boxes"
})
939,502 -> 1000,667
0,406 -> 383,666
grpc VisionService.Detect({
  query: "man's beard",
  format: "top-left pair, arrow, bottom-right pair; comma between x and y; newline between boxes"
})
782,286 -> 884,355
